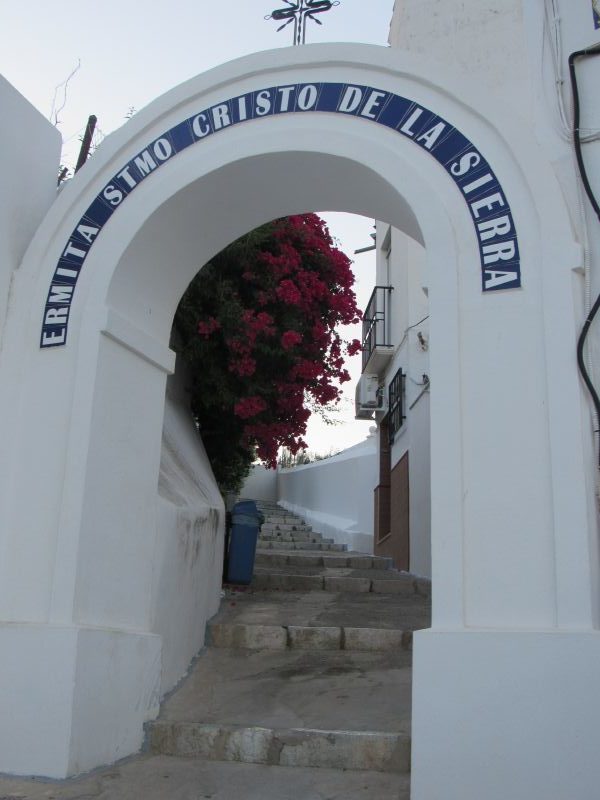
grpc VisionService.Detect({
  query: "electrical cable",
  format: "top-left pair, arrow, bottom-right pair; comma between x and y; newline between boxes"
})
544,3 -> 597,434
569,43 -> 600,467
543,1 -> 600,142
396,314 -> 430,353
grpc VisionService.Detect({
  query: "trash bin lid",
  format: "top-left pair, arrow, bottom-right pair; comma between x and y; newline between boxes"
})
233,499 -> 263,521
234,499 -> 257,510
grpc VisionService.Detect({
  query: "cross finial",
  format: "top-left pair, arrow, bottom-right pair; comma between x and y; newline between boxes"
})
266,1 -> 341,46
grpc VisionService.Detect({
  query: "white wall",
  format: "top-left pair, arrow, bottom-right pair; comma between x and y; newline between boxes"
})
239,464 -> 278,503
278,434 -> 378,552
0,76 -> 61,339
406,393 -> 430,577
151,364 -> 225,694
403,237 -> 431,577
534,0 -> 600,528
390,0 -> 529,113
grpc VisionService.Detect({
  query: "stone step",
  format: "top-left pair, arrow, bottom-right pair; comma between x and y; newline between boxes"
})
218,586 -> 431,632
261,521 -> 314,531
259,531 -> 327,542
255,551 -> 393,570
208,622 -> 414,651
261,527 -> 315,538
148,647 -> 412,773
149,722 -> 410,773
262,515 -> 308,526
153,647 -> 412,728
259,535 -> 332,546
252,567 -> 431,597
258,540 -> 347,552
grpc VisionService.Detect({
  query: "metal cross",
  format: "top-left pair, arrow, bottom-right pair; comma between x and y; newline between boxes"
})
266,1 -> 341,46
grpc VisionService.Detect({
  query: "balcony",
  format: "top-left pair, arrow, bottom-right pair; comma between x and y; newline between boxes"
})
361,285 -> 394,375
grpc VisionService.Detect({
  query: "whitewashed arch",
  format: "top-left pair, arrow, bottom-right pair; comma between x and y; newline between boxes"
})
0,45 -> 598,797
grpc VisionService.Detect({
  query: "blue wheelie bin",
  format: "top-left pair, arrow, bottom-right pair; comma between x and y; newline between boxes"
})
226,500 -> 264,585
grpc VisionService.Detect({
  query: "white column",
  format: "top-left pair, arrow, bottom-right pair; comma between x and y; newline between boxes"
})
412,175 -> 600,800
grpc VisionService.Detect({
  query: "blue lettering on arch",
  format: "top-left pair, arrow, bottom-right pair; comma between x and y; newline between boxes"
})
40,82 -> 522,348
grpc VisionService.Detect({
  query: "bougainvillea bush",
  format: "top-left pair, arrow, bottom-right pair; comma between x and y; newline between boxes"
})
172,214 -> 361,493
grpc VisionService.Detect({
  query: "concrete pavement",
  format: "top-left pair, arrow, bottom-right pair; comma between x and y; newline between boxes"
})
0,757 -> 411,799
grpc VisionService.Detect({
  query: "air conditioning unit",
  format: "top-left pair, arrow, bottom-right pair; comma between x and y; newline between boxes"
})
355,373 -> 385,419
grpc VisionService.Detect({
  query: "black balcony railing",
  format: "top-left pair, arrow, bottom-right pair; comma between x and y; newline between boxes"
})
361,285 -> 393,371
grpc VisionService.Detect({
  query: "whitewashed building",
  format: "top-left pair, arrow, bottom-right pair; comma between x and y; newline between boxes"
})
355,223 -> 431,576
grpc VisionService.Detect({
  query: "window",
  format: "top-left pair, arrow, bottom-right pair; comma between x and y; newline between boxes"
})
388,367 -> 405,443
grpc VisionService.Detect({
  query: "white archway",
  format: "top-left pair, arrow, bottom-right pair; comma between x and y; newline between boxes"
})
0,45 -> 598,797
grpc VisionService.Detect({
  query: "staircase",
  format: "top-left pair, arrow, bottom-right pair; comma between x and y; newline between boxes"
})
147,501 -> 432,798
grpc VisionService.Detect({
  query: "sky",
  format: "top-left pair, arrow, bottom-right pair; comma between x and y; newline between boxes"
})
0,0 -> 396,454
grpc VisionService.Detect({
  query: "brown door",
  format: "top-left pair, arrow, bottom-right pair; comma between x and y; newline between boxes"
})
374,419 -> 410,570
